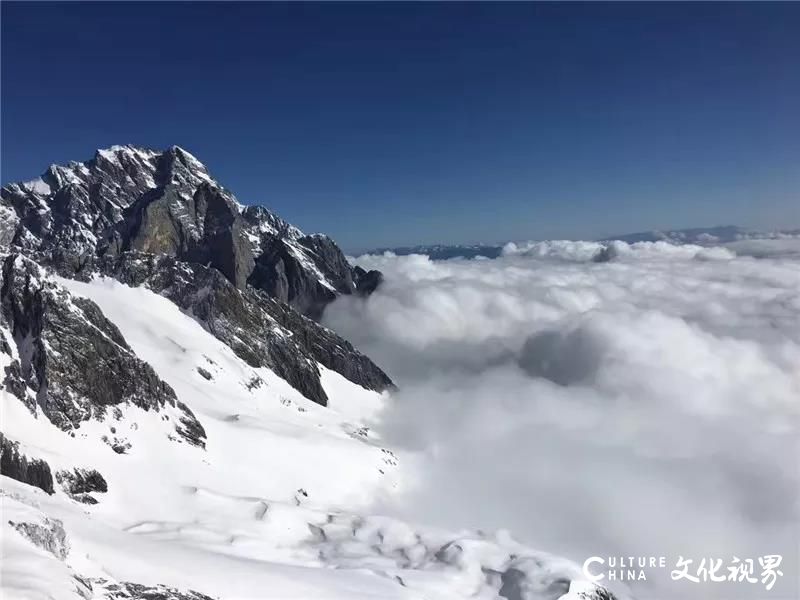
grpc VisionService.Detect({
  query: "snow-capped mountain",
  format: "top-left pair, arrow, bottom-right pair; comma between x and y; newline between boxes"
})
2,144 -> 381,318
1,145 -> 391,407
1,146 -> 617,600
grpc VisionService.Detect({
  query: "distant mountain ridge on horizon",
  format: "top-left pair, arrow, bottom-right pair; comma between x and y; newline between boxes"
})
368,225 -> 800,260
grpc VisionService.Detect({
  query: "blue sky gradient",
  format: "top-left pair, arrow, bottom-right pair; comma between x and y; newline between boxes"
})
2,2 -> 798,251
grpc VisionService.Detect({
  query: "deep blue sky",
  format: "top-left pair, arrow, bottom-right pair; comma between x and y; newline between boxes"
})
2,2 -> 799,251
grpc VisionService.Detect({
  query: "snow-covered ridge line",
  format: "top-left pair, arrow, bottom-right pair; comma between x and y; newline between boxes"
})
1,143 -> 385,319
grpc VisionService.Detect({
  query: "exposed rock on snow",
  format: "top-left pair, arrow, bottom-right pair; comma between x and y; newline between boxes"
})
91,252 -> 392,406
9,515 -> 70,560
195,366 -> 213,380
0,433 -> 54,494
56,467 -> 108,504
91,580 -> 215,600
0,204 -> 20,251
0,255 -> 206,447
1,491 -> 209,600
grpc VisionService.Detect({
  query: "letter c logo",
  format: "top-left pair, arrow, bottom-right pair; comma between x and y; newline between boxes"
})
583,556 -> 605,582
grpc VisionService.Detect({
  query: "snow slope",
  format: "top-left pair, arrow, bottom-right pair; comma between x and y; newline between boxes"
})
2,275 -> 611,600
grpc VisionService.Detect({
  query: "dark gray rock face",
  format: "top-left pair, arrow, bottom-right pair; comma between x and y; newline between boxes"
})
574,587 -> 617,600
498,567 -> 570,600
9,516 -> 70,559
247,235 -> 337,319
1,324 -> 28,402
497,563 -> 617,600
56,468 -> 108,504
1,144 -> 379,317
93,581 -> 215,600
262,280 -> 393,397
105,180 -> 255,291
0,255 -> 206,447
353,265 -> 384,296
0,433 -> 54,494
94,252 -> 393,406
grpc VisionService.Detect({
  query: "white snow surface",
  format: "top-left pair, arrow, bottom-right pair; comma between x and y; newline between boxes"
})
19,178 -> 52,196
2,274 -> 606,600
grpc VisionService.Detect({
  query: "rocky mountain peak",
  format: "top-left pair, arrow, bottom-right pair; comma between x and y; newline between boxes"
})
1,145 -> 392,409
2,145 -> 382,317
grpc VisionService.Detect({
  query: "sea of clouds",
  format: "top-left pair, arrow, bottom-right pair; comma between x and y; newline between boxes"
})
324,239 -> 800,599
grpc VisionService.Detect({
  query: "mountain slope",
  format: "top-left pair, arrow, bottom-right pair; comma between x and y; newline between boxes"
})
1,255 -> 205,450
1,146 -> 391,406
2,270 -> 614,600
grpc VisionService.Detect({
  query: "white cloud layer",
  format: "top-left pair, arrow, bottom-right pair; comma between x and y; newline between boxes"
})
324,240 -> 800,599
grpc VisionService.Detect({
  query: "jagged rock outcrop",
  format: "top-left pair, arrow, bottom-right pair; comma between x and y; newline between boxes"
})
92,581 -> 215,600
1,144 -> 382,316
0,433 -> 54,494
93,252 -> 393,406
9,516 -> 70,559
0,255 -> 206,447
353,265 -> 383,296
105,180 -> 255,291
56,468 -> 108,504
